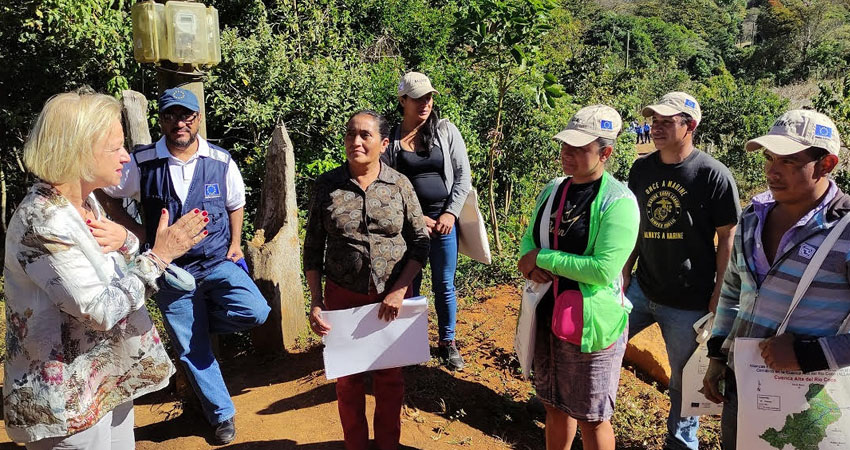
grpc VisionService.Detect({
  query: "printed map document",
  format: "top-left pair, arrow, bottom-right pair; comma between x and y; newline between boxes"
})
321,296 -> 430,380
734,338 -> 850,450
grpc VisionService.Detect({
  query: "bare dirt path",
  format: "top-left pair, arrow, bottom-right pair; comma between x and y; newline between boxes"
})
0,285 -> 718,449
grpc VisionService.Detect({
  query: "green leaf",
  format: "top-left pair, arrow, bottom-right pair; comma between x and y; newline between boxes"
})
544,85 -> 566,98
510,45 -> 524,65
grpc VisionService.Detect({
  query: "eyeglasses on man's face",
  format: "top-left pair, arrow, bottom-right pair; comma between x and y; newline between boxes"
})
161,111 -> 199,124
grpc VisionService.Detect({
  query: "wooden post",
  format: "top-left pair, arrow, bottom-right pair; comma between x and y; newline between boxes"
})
121,90 -> 153,148
246,121 -> 307,352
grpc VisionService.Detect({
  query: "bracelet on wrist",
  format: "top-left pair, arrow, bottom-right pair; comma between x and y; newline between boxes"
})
144,250 -> 169,271
118,226 -> 131,254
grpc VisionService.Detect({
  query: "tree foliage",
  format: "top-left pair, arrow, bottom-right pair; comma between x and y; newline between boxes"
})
733,0 -> 850,84
0,0 -> 829,291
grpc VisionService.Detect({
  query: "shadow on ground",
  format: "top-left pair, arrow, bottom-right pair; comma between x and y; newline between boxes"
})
220,441 -> 419,449
135,341 -> 544,449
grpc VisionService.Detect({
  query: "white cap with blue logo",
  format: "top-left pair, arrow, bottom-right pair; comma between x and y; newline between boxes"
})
642,91 -> 702,125
553,104 -> 622,147
745,109 -> 841,156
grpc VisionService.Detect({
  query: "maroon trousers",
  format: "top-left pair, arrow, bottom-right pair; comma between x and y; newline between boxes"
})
324,280 -> 410,450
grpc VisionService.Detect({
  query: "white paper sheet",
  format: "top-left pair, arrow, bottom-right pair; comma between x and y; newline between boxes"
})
321,296 -> 430,380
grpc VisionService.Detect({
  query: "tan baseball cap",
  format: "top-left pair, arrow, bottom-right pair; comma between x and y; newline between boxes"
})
745,109 -> 841,156
642,91 -> 702,124
398,72 -> 438,99
553,105 -> 622,147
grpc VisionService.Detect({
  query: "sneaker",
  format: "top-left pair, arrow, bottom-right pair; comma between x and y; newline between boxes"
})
438,341 -> 465,371
213,417 -> 236,445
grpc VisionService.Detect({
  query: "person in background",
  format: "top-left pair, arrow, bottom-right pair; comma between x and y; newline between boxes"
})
518,105 -> 639,450
4,91 -> 206,449
305,110 -> 431,450
642,121 -> 651,143
704,110 -> 850,449
99,87 -> 270,445
381,72 -> 472,371
636,120 -> 645,144
631,120 -> 640,144
623,92 -> 740,450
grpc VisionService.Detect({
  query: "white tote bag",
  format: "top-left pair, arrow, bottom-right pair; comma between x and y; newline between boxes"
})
513,179 -> 565,379
456,188 -> 492,264
733,213 -> 850,449
680,312 -> 723,416
515,280 -> 552,380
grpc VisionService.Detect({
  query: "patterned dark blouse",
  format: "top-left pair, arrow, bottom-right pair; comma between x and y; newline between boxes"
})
304,163 -> 430,295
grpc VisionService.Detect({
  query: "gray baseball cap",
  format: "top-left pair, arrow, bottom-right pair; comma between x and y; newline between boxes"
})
642,91 -> 702,124
398,72 -> 438,99
746,109 -> 841,156
553,105 -> 622,147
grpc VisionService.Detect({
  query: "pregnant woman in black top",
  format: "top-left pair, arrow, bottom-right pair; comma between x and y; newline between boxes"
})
382,72 -> 472,370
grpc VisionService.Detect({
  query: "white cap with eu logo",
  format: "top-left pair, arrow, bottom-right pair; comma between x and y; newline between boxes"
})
745,109 -> 841,156
641,91 -> 702,124
553,105 -> 622,147
398,72 -> 439,99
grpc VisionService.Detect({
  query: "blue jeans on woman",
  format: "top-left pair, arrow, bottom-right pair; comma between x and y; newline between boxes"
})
626,278 -> 705,450
413,226 -> 458,342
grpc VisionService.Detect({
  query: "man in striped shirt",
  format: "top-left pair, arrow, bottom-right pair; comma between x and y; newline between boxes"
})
703,109 -> 850,449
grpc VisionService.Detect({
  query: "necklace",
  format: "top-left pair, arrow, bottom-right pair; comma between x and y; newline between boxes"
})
400,124 -> 423,151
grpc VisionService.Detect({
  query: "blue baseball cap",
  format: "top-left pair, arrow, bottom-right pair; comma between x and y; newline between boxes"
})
159,87 -> 200,112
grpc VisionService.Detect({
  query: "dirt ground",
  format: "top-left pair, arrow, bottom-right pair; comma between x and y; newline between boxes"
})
0,285 -> 718,449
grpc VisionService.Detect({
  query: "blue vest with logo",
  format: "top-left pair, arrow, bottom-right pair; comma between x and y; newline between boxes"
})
133,142 -> 232,278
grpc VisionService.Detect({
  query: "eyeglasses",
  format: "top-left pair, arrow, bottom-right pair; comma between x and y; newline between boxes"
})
161,111 -> 199,124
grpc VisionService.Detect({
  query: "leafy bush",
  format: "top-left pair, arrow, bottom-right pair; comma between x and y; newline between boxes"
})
694,72 -> 788,195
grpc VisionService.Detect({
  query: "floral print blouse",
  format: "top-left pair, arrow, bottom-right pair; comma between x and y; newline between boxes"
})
303,163 -> 430,294
3,183 -> 174,443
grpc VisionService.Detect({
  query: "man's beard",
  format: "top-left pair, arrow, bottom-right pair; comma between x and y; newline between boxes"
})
166,129 -> 197,148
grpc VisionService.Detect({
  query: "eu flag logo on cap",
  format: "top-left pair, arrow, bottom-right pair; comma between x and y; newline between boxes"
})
600,120 -> 613,130
205,184 -> 221,198
815,124 -> 833,138
684,99 -> 696,109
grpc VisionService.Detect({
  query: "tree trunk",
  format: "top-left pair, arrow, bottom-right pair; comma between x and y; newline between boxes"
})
503,178 -> 512,219
487,87 -> 506,254
245,121 -> 307,353
1,167 -> 6,234
0,166 -> 6,264
121,90 -> 152,149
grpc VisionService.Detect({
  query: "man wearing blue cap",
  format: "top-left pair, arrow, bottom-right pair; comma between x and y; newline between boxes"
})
101,87 -> 270,444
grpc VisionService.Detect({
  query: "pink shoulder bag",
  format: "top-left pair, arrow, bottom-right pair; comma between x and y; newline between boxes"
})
549,179 -> 584,345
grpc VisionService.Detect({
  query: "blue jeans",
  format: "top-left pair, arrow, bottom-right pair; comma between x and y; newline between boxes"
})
627,279 -> 705,450
155,260 -> 270,425
413,226 -> 458,342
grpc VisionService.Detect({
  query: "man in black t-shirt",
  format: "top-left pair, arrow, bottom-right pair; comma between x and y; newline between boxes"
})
623,92 -> 741,450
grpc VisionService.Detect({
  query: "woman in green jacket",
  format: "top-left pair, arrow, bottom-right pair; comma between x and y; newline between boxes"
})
517,105 -> 639,450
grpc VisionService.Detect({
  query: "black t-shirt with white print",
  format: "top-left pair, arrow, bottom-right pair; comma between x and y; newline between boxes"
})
627,149 -> 741,310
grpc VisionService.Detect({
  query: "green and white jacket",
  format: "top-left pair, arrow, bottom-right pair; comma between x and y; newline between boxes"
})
520,171 -> 640,352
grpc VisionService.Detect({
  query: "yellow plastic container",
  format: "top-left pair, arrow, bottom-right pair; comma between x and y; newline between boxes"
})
131,1 -> 165,63
164,1 -> 209,64
206,6 -> 221,65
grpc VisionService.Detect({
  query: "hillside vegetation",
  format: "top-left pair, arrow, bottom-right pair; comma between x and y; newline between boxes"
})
2,0 -> 850,292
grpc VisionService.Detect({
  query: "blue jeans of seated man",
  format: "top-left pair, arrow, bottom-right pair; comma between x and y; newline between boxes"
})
627,278 -> 705,450
412,226 -> 458,342
155,260 -> 270,425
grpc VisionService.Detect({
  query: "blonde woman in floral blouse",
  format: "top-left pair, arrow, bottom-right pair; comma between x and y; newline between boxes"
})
304,110 -> 430,450
3,91 -> 208,449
